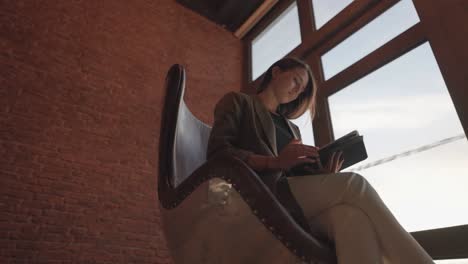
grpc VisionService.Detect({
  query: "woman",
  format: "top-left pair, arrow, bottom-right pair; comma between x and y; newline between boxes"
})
206,57 -> 434,264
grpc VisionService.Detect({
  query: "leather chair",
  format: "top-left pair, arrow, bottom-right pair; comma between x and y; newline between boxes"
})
158,64 -> 336,264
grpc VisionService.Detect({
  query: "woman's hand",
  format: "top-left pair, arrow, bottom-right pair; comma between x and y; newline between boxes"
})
321,151 -> 344,173
275,139 -> 319,170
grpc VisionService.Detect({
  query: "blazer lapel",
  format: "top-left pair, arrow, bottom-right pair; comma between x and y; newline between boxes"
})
282,114 -> 300,140
251,95 -> 278,156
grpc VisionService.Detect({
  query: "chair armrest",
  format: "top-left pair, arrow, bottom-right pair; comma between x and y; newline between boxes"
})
159,154 -> 336,263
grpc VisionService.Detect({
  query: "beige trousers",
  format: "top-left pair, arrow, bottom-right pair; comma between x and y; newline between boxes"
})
287,172 -> 434,264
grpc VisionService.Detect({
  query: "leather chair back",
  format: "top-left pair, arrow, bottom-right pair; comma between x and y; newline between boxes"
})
160,64 -> 211,188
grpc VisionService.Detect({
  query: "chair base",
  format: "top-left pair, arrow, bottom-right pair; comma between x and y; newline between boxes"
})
160,179 -> 306,264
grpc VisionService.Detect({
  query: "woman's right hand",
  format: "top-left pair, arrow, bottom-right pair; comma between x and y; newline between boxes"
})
275,139 -> 319,170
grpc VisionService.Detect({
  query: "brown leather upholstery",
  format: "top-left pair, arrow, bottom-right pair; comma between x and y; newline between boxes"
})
158,64 -> 336,263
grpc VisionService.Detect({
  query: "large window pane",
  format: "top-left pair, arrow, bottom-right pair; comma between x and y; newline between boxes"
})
312,0 -> 354,29
328,42 -> 468,232
251,2 -> 301,81
321,0 -> 420,79
290,110 -> 315,146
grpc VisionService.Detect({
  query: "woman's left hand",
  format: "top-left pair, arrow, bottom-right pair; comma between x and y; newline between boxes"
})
320,151 -> 344,173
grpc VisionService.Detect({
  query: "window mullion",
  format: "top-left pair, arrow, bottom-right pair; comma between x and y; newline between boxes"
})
297,0 -> 315,36
321,23 -> 425,97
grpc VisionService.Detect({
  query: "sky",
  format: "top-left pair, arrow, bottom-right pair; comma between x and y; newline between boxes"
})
252,0 -> 468,263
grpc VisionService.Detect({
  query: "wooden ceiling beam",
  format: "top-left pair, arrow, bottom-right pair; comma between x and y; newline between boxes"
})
234,0 -> 279,39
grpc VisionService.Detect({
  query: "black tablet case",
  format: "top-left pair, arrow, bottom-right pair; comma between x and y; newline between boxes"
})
289,130 -> 368,175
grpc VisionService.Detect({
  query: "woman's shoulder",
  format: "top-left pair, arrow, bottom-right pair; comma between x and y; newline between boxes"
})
214,91 -> 255,115
217,91 -> 253,106
221,91 -> 251,101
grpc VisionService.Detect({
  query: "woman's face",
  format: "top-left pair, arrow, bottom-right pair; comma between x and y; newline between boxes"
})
270,66 -> 309,104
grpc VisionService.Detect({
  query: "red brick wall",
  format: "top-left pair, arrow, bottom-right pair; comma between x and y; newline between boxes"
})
0,0 -> 243,263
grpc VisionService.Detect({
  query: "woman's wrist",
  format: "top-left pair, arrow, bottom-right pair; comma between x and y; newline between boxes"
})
265,156 -> 282,170
246,154 -> 281,171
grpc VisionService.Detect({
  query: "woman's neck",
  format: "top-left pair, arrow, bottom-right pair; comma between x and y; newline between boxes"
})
256,89 -> 279,114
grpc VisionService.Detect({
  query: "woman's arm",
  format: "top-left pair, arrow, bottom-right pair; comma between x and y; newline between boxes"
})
248,140 -> 319,172
288,122 -> 324,175
291,122 -> 345,173
207,92 -> 255,162
207,92 -> 284,172
207,92 -> 319,173
245,154 -> 280,171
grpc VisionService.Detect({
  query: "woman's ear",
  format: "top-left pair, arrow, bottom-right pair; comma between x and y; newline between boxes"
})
271,66 -> 282,79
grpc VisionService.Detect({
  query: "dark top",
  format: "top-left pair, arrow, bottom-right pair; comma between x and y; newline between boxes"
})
270,112 -> 294,152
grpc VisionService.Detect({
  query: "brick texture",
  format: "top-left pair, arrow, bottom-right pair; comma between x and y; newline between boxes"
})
0,0 -> 243,263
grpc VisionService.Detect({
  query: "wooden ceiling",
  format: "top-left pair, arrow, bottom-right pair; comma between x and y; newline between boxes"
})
176,0 -> 265,33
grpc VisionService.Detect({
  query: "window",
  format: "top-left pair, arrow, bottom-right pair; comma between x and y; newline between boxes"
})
321,0 -> 420,79
251,2 -> 302,81
311,0 -> 354,29
328,42 -> 468,232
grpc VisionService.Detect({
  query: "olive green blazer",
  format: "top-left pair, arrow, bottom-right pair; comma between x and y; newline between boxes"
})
207,91 -> 302,194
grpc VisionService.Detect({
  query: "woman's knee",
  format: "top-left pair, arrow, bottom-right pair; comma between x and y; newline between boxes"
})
339,172 -> 365,181
339,172 -> 378,202
340,172 -> 368,188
